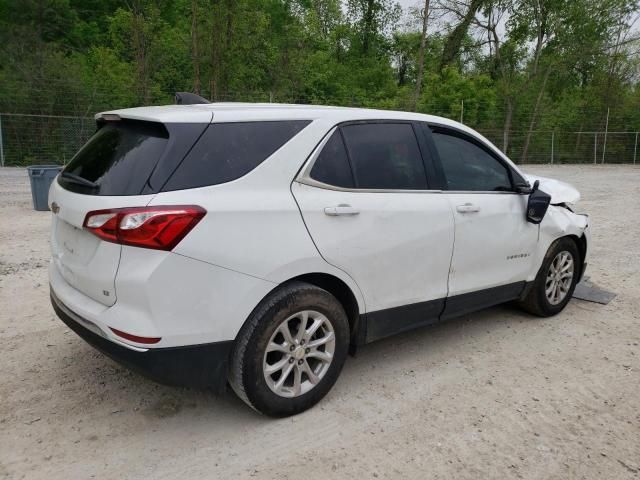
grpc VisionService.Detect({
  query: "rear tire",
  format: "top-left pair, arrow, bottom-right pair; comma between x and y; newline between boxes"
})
228,281 -> 349,417
518,237 -> 580,317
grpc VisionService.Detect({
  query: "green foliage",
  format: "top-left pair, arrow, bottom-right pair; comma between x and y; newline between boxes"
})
0,0 -> 638,165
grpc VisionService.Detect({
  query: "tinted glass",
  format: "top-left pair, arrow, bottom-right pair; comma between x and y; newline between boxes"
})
164,120 -> 310,190
341,123 -> 428,190
60,120 -> 169,195
432,131 -> 512,191
310,131 -> 354,188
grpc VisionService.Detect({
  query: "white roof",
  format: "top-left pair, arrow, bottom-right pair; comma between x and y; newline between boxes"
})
98,102 -> 463,127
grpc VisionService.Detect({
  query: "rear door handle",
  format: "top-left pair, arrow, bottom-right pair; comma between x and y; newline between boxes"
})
456,203 -> 480,213
324,204 -> 360,216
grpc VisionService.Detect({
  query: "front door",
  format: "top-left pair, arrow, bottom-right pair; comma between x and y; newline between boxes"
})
427,126 -> 539,317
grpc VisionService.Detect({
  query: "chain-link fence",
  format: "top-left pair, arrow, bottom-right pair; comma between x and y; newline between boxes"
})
0,111 -> 638,167
478,129 -> 640,164
0,113 -> 95,167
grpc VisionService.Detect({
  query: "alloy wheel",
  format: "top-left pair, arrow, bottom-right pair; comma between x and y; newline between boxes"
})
263,310 -> 335,398
545,250 -> 575,305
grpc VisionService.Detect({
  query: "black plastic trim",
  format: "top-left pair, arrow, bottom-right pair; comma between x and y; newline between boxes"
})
362,298 -> 445,343
441,281 -> 526,320
416,123 -> 448,190
175,92 -> 211,105
358,282 -> 528,344
50,289 -> 232,392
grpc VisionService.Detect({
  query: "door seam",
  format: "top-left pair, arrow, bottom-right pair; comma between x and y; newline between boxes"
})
289,182 -> 368,313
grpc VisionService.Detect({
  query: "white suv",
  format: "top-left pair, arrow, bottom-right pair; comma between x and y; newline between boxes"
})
49,102 -> 590,416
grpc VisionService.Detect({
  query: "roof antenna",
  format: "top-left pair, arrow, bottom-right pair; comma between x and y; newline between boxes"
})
175,92 -> 211,105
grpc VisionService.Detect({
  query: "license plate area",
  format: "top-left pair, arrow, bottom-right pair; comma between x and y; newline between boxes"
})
55,220 -> 100,266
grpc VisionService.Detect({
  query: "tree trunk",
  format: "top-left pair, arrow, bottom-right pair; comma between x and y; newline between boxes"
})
398,55 -> 408,86
502,97 -> 513,153
530,0 -> 547,77
412,0 -> 430,111
209,0 -> 220,101
131,6 -> 149,104
439,0 -> 484,71
191,0 -> 201,95
222,0 -> 234,98
521,69 -> 550,163
362,0 -> 375,54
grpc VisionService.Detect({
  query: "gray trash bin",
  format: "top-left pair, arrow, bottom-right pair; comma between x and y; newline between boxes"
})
27,165 -> 63,211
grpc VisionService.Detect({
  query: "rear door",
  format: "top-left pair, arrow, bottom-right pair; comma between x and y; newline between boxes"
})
49,119 -> 207,306
292,122 -> 454,341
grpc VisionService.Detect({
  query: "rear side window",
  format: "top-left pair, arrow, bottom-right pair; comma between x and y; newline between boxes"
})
310,131 -> 354,188
163,120 -> 310,191
60,120 -> 170,196
431,130 -> 513,191
340,123 -> 428,190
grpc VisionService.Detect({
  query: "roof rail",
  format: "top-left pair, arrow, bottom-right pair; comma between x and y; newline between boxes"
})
175,92 -> 211,105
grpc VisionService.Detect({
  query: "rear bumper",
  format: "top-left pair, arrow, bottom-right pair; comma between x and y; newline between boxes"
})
51,289 -> 232,392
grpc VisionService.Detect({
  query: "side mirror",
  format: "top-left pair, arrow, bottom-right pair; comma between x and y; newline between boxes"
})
526,180 -> 551,224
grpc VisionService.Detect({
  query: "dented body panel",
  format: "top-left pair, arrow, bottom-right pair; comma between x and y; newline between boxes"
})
526,205 -> 590,282
523,174 -> 581,205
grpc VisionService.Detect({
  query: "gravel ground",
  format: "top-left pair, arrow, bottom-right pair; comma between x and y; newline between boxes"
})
1,165 -> 639,480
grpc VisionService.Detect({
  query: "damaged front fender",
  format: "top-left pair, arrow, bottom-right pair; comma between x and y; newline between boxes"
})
523,174 -> 581,205
526,204 -> 590,282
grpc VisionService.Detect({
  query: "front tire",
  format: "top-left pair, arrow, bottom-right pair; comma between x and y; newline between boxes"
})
228,282 -> 349,417
519,237 -> 580,317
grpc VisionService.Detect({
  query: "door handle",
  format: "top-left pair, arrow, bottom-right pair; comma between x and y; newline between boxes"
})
456,203 -> 480,213
324,204 -> 360,216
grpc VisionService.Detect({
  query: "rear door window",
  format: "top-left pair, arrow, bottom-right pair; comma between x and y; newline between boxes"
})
60,120 -> 171,196
163,120 -> 311,191
340,123 -> 428,190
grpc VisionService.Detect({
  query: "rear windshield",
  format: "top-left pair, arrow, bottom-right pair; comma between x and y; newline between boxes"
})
59,120 -> 170,196
162,120 -> 311,191
59,119 -> 311,195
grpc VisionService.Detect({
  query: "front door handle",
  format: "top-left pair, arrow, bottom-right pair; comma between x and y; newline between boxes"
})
324,204 -> 360,216
456,203 -> 480,213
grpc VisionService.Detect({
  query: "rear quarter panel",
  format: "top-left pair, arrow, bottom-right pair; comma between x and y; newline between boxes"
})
149,119 -> 366,317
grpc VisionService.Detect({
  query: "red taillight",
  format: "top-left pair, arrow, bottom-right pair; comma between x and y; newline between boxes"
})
109,327 -> 161,344
83,205 -> 206,251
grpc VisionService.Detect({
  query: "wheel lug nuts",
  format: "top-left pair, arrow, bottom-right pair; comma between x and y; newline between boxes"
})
289,358 -> 294,363
298,359 -> 303,365
305,348 -> 310,354
300,339 -> 305,345
289,345 -> 295,351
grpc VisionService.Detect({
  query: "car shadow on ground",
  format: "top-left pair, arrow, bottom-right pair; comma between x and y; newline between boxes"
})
48,302 -> 542,427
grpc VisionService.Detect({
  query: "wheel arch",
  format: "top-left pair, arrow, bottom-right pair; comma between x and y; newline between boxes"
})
281,273 -> 362,348
235,272 -> 364,351
566,233 -> 588,281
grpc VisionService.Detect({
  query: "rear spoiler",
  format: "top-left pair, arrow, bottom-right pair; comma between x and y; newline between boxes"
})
175,92 -> 211,105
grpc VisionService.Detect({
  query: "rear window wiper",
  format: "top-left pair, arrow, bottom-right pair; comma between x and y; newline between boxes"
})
60,171 -> 99,189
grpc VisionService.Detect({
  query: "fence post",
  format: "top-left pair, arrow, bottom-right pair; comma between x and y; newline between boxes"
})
601,107 -> 609,164
460,100 -> 464,124
594,133 -> 597,164
634,132 -> 638,165
0,113 -> 4,167
551,130 -> 555,164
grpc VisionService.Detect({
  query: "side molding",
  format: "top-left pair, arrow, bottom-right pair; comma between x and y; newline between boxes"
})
357,282 -> 529,345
